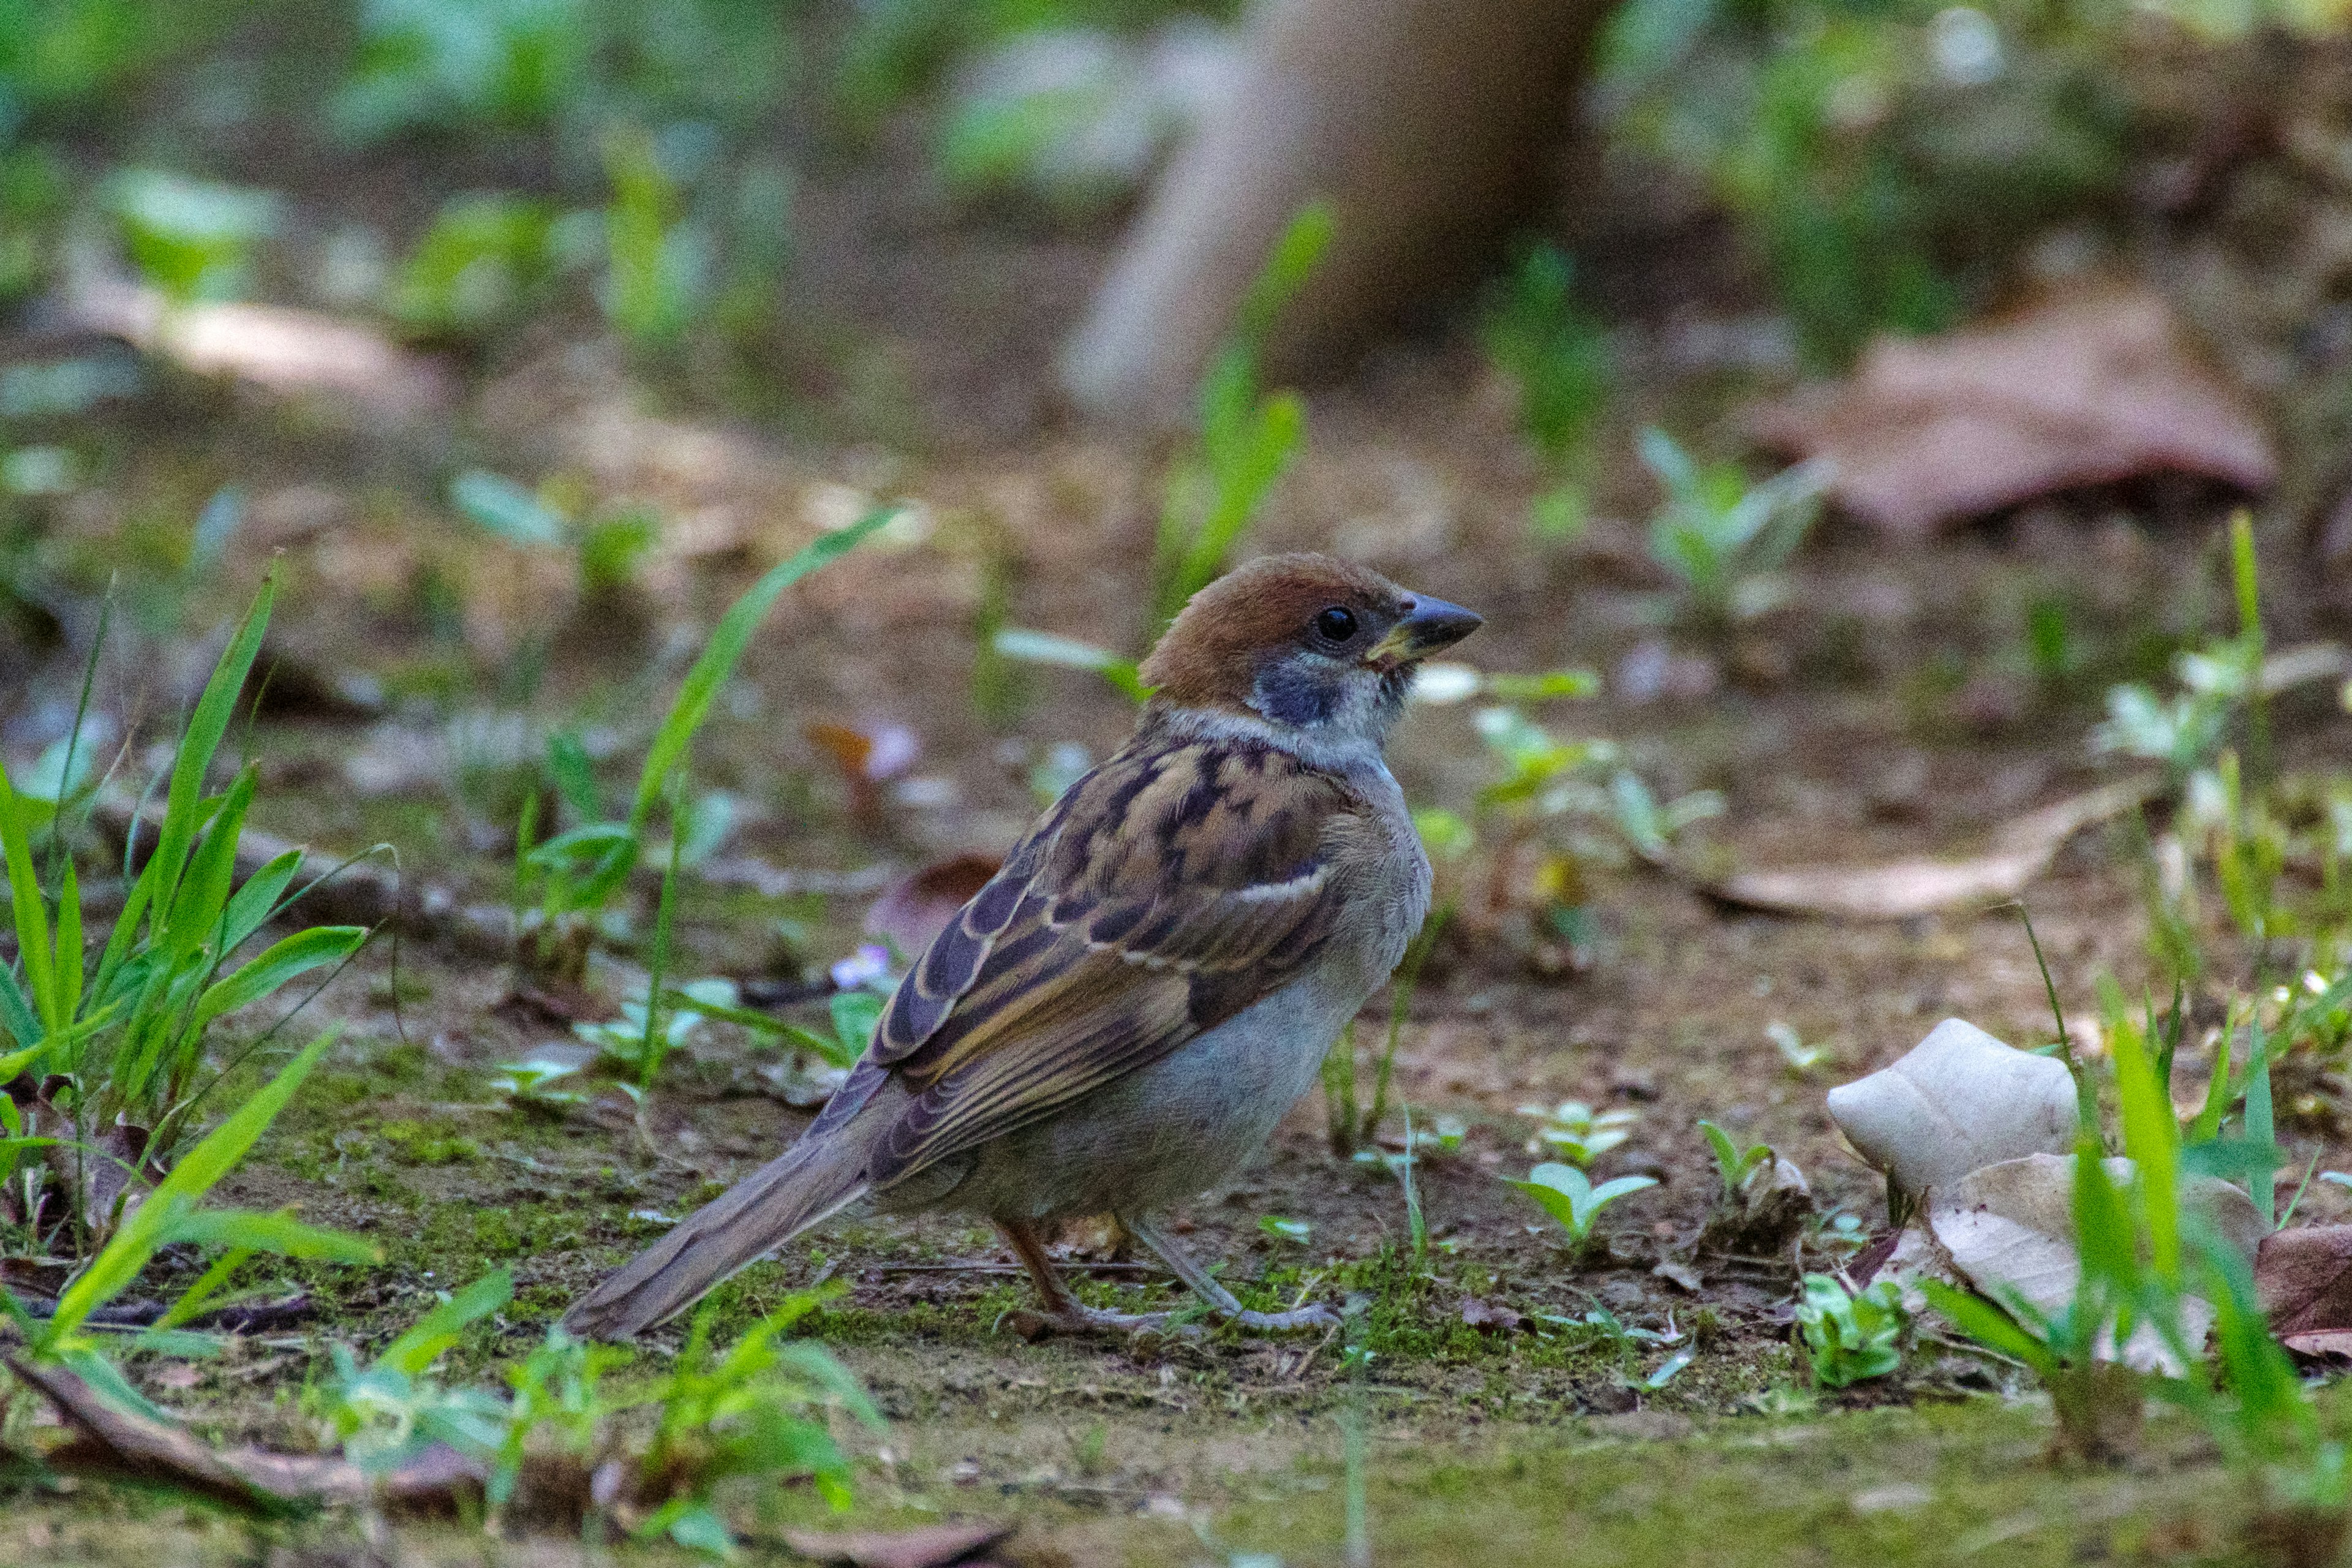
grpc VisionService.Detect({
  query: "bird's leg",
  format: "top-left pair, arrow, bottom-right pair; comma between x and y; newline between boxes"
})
995,1219 -> 1172,1335
1121,1215 -> 1340,1332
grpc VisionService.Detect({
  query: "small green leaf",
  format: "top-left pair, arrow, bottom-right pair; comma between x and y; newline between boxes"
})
191,925 -> 367,1033
631,507 -> 897,835
450,470 -> 565,546
377,1270 -> 514,1378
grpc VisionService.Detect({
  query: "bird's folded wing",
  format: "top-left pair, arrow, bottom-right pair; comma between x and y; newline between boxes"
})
858,737 -> 1367,1188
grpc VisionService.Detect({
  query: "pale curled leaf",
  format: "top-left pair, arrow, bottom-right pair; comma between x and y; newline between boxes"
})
1826,1018 -> 2080,1199
1705,777 -> 2161,920
1894,1152 -> 2263,1375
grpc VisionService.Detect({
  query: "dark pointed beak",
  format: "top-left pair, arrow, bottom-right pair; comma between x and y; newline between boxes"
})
1367,593 -> 1483,665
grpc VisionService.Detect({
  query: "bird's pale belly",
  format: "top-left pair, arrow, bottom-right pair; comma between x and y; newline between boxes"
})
916,976 -> 1361,1221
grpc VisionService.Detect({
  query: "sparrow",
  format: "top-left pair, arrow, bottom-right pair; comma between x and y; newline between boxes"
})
562,552 -> 1481,1340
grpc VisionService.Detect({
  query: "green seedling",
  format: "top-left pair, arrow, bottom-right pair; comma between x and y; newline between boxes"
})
994,210 -> 1332,690
4,1032 -> 379,1420
1924,1005 -> 2222,1460
2196,1241 -> 2350,1558
2093,514 -> 2352,976
0,575 -> 369,1246
1481,244 -> 1611,540
1534,1306 -> 1677,1354
1517,1099 -> 1638,1166
1698,1120 -> 1772,1202
334,0 -> 586,141
1353,1105 -> 1431,1269
603,121 -> 710,351
308,1278 -> 876,1555
1638,428 -> 1830,637
1766,1020 -> 1826,1074
1793,1273 -> 1907,1389
1462,696 -> 1721,952
1600,0 -> 2123,368
387,192 -> 575,341
450,470 -> 669,602
1323,907 -> 1448,1158
573,978 -> 739,1082
987,627 -> 1147,701
314,1269 -> 517,1473
489,1052 -> 590,1111
1506,1161 -> 1657,1255
1152,204 -> 1331,633
631,1293 -> 883,1551
2096,513 -> 2266,787
105,168 -> 277,303
516,507 -> 894,971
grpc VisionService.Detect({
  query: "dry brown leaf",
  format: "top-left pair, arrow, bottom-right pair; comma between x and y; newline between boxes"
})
2256,1224 -> 2352,1359
1651,1259 -> 1705,1294
1748,285 -> 2276,539
866,854 -> 1003,956
1705,775 -> 2160,921
1459,1296 -> 1526,1332
62,275 -> 452,420
778,1521 -> 1014,1568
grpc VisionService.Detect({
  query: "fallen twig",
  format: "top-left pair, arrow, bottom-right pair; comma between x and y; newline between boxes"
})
4,1353 -> 459,1513
92,793 -> 514,956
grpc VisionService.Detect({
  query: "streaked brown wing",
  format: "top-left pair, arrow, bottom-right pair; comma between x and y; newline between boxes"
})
853,736 -> 1362,1188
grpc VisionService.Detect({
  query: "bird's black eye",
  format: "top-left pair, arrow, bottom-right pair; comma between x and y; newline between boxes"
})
1314,606 -> 1357,642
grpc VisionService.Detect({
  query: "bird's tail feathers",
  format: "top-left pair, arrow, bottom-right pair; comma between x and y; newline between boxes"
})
561,1132 -> 870,1340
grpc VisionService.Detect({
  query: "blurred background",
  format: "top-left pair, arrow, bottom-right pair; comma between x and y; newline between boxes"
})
0,0 -> 2348,984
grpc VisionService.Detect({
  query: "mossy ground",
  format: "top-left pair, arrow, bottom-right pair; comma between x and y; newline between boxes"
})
8,33 -> 2352,1559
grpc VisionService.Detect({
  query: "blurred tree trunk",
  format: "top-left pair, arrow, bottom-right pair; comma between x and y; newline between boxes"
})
1058,0 -> 1607,425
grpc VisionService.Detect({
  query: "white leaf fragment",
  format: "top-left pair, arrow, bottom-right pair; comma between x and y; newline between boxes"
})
1887,1152 -> 2264,1374
1825,1018 -> 2078,1199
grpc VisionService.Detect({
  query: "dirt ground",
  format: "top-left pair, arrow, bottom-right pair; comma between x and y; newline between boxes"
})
7,34 -> 2352,1565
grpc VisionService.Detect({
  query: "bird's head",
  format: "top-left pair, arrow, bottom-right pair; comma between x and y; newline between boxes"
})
1139,553 -> 1482,754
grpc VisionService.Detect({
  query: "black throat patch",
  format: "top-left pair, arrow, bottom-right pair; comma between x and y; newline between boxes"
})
1251,661 -> 1340,727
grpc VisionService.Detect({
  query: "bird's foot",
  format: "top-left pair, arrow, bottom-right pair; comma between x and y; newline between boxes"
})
1000,1303 -> 1189,1342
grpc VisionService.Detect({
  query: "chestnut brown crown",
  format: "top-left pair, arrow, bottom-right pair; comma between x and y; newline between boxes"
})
1139,553 -> 1482,726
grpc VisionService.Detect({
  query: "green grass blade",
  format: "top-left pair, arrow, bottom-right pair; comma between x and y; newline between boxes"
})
151,1245 -> 252,1333
2108,1015 -> 2180,1281
1919,1281 -> 2054,1374
45,1028 -> 337,1343
163,771 -> 256,961
2245,1013 -> 2276,1228
0,760 -> 58,1032
190,925 -> 366,1034
164,1207 -> 380,1262
59,1345 -> 176,1423
147,576 -> 275,924
91,855 -> 158,1008
54,856 -> 81,1027
378,1269 -> 513,1376
628,507 -> 896,834
0,967 -> 39,1053
218,848 -> 304,957
2188,1026 -> 2233,1145
989,628 -> 1148,700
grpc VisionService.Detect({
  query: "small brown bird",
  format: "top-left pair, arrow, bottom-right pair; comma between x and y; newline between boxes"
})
563,553 -> 1480,1339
